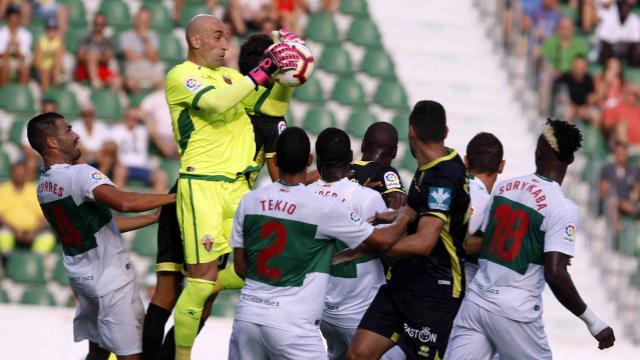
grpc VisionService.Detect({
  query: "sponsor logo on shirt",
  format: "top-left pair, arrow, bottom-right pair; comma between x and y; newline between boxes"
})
383,171 -> 401,189
418,346 -> 430,357
403,324 -> 438,343
563,223 -> 576,244
184,77 -> 204,93
277,120 -> 287,135
241,294 -> 280,307
201,235 -> 214,252
349,210 -> 362,224
428,187 -> 451,211
90,172 -> 106,181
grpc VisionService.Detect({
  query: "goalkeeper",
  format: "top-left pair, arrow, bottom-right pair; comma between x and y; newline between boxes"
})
163,15 -> 300,360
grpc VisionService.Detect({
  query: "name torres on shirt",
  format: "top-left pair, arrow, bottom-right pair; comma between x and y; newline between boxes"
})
497,179 -> 547,211
38,181 -> 64,197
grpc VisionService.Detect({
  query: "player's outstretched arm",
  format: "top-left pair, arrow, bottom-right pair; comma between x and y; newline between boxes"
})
363,206 -> 416,252
93,184 -> 176,213
383,215 -> 444,258
115,210 -> 160,233
544,251 -> 615,350
463,233 -> 484,255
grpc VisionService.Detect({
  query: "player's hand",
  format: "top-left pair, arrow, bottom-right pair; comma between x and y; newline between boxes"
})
248,43 -> 300,86
594,327 -> 615,350
271,28 -> 305,44
369,210 -> 398,225
332,248 -> 364,265
397,206 -> 417,223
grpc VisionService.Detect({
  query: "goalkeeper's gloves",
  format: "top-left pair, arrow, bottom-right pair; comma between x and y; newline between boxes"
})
247,42 -> 299,87
271,28 -> 306,44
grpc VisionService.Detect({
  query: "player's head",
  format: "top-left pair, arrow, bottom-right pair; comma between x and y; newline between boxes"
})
535,119 -> 582,169
465,132 -> 505,176
361,122 -> 398,166
239,33 -> 274,76
316,128 -> 352,175
186,15 -> 230,68
275,127 -> 312,175
408,100 -> 447,156
27,112 -> 81,162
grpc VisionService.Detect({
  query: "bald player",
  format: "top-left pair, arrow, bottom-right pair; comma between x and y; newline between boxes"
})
163,15 -> 300,359
349,122 -> 407,209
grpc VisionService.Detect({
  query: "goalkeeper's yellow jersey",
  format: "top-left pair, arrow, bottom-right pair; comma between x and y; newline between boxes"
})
165,61 -> 257,181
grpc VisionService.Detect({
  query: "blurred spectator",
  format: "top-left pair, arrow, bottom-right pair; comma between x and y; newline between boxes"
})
595,56 -> 625,110
119,8 -> 164,92
0,0 -> 68,30
603,82 -> 640,144
596,0 -> 640,66
531,0 -> 562,44
111,108 -> 167,193
0,6 -> 31,85
275,0 -> 303,34
72,104 -> 116,174
599,141 -> 640,216
33,18 -> 64,91
0,162 -> 55,255
227,0 -> 274,36
541,17 -> 589,75
557,56 -> 599,124
20,98 -> 57,181
75,13 -> 120,89
140,81 -> 177,158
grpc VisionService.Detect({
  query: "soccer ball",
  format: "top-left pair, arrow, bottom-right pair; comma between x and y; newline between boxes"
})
275,41 -> 315,87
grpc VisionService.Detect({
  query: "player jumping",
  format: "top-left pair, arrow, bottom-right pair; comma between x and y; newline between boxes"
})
447,119 -> 615,359
27,112 -> 176,360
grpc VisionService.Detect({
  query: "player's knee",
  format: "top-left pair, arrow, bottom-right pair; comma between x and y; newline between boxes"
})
346,344 -> 370,360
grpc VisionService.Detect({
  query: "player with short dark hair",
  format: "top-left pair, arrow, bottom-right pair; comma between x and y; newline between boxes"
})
349,122 -> 407,209
463,132 -> 505,286
447,119 -> 615,359
228,127 -> 416,359
341,100 -> 470,360
27,112 -> 175,360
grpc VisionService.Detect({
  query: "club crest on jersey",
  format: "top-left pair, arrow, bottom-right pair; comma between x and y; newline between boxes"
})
428,187 -> 451,211
563,223 -> 576,244
90,171 -> 105,181
184,77 -> 204,93
201,235 -> 214,252
418,346 -> 430,358
383,171 -> 401,189
349,210 -> 362,224
277,121 -> 287,135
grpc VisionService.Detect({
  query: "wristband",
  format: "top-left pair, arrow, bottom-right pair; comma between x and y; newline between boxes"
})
579,307 -> 608,336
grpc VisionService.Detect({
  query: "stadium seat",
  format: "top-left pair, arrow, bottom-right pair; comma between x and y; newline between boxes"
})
26,22 -> 44,47
0,151 -> 11,179
159,33 -> 184,67
293,77 -> 324,104
99,0 -> 132,30
9,119 -> 27,146
62,0 -> 87,28
340,0 -> 369,17
0,84 -> 36,115
160,159 -> 181,187
304,13 -> 340,45
20,287 -> 56,306
90,89 -> 123,122
64,26 -> 87,54
374,81 -> 410,110
43,87 -> 80,117
129,89 -> 152,108
318,47 -> 353,76
132,225 -> 158,258
146,3 -> 173,33
303,107 -> 337,135
180,5 -> 209,28
53,257 -> 70,286
392,112 -> 410,141
627,68 -> 640,85
346,110 -> 378,139
331,78 -> 367,106
0,288 -> 9,303
347,19 -> 381,48
401,149 -> 416,171
6,250 -> 46,285
361,49 -> 396,79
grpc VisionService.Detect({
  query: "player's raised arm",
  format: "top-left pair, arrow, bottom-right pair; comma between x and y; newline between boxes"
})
362,206 -> 417,252
93,184 -> 175,213
114,210 -> 161,233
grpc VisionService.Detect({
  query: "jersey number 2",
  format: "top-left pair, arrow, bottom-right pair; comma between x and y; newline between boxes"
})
488,204 -> 529,261
257,221 -> 287,280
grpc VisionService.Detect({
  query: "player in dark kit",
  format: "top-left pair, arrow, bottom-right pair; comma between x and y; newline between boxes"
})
342,100 -> 470,360
349,122 -> 406,209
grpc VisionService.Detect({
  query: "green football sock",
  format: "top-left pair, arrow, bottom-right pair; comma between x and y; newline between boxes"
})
174,277 -> 215,352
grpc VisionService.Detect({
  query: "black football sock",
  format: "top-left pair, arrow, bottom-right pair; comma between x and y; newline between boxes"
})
142,303 -> 171,360
157,316 -> 207,360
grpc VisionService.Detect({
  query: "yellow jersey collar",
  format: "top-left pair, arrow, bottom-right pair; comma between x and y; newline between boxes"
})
418,148 -> 457,171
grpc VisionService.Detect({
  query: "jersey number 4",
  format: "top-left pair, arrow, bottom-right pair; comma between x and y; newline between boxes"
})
257,221 -> 287,280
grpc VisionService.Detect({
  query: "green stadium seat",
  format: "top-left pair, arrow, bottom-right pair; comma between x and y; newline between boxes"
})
159,33 -> 184,66
63,0 -> 87,28
90,89 -> 123,122
43,88 -> 80,117
1,84 -> 36,115
304,13 -> 340,45
627,68 -> 640,85
401,149 -> 416,171
331,78 -> 366,106
180,5 -> 209,28
100,0 -> 131,30
0,288 -> 9,303
26,22 -> 44,48
347,19 -> 381,48
346,110 -> 378,139
64,26 -> 87,54
340,0 -> 369,17
146,3 -> 173,32
160,159 -> 181,187
303,107 -> 336,135
6,250 -> 46,285
20,287 -> 56,306
361,49 -> 395,79
293,77 -> 324,104
0,151 -> 11,179
132,224 -> 158,257
8,119 -> 27,146
374,81 -> 409,110
392,112 -> 410,141
53,257 -> 70,286
318,47 -> 353,76
129,89 -> 152,108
